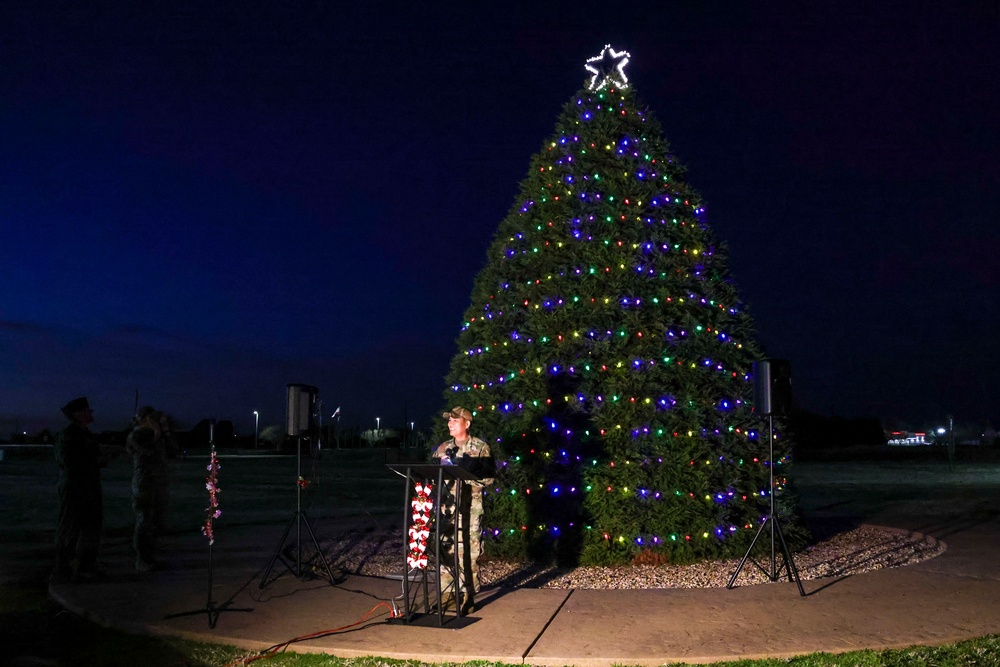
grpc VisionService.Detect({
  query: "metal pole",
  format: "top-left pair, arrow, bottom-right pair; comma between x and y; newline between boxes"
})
768,414 -> 776,578
948,414 -> 955,464
296,436 -> 302,575
317,400 -> 323,451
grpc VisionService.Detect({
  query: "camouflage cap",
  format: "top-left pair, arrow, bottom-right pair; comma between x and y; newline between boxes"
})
137,405 -> 160,420
442,406 -> 473,422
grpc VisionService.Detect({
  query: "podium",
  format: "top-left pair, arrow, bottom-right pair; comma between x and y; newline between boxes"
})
386,463 -> 485,626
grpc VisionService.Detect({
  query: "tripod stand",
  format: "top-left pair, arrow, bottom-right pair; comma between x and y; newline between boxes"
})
260,436 -> 338,588
727,413 -> 805,596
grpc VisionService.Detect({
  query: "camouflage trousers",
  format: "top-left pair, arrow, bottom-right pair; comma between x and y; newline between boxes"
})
438,488 -> 483,602
133,481 -> 169,565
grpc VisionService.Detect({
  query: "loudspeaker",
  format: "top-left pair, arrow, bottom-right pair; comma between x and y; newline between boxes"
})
286,384 -> 318,436
753,359 -> 793,416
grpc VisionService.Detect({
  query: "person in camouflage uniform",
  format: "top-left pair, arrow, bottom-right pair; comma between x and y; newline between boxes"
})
52,396 -> 107,583
432,406 -> 493,613
126,406 -> 173,571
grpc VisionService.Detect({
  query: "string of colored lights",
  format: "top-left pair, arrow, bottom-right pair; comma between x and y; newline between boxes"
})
478,453 -> 791,548
443,51 -> 791,562
461,292 -> 743,332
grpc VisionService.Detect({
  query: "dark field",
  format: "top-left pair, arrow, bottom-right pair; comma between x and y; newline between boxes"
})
4,446 -> 1000,579
1,448 -> 426,580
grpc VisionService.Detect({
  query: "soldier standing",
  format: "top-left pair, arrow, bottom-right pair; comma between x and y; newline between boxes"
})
52,396 -> 107,583
126,406 -> 173,571
432,406 -> 493,613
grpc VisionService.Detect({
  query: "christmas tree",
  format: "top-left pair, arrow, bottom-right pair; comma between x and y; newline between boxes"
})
442,46 -> 803,566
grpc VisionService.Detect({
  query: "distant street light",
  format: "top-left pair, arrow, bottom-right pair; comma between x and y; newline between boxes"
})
253,410 -> 259,450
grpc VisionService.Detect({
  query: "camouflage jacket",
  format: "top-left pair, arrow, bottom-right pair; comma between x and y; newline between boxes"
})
432,435 -> 494,488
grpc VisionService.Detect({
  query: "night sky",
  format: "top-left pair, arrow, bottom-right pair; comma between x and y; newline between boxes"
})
3,2 -> 998,437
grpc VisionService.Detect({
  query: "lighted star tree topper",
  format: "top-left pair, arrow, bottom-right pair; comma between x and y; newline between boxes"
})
441,45 -> 805,566
585,44 -> 631,91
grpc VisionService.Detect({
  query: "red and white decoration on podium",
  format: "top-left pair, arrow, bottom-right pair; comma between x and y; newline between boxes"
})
407,482 -> 434,569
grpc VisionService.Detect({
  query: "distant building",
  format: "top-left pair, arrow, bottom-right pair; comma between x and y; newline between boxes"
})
887,431 -> 928,445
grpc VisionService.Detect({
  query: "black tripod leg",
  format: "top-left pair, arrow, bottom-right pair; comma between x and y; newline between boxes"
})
773,519 -> 806,596
300,511 -> 338,583
727,516 -> 770,589
260,512 -> 297,588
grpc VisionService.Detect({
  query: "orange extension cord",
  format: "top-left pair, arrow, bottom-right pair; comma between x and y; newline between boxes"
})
226,601 -> 397,666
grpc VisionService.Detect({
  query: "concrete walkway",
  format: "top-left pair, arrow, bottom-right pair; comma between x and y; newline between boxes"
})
49,510 -> 1000,666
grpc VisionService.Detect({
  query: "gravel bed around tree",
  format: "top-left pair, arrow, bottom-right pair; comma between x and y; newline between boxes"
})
327,523 -> 944,589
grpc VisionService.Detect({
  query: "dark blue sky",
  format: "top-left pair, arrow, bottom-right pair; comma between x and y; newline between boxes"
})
2,2 -> 998,436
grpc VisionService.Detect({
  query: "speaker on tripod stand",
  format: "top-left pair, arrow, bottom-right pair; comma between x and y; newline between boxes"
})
286,383 -> 316,440
260,384 -> 337,588
727,359 -> 805,595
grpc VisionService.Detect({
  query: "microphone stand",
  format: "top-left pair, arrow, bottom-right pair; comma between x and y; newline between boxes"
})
165,420 -> 253,627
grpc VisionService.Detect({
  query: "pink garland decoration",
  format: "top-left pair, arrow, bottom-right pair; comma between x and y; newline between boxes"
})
202,449 -> 222,545
407,482 -> 434,569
